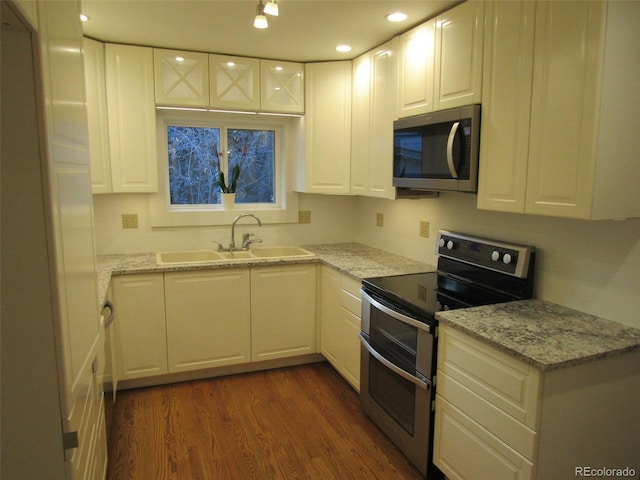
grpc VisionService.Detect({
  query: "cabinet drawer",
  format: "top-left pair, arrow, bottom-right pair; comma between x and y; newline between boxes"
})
438,371 -> 537,461
434,395 -> 534,480
438,325 -> 541,429
340,275 -> 362,316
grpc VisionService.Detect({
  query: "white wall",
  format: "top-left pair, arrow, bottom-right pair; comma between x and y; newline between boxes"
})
93,191 -> 640,329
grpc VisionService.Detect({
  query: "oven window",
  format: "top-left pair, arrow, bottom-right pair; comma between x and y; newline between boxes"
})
370,307 -> 417,373
369,355 -> 415,435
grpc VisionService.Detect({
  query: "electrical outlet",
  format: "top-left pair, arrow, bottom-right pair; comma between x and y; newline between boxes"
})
122,214 -> 139,229
420,221 -> 430,238
376,212 -> 384,227
299,210 -> 311,224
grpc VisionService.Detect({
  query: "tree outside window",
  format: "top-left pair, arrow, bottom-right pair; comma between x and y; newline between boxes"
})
167,125 -> 275,205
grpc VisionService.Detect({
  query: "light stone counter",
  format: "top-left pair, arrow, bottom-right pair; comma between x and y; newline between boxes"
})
96,243 -> 435,307
436,299 -> 640,371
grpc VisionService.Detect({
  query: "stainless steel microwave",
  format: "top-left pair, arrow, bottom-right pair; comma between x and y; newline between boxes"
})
393,104 -> 481,193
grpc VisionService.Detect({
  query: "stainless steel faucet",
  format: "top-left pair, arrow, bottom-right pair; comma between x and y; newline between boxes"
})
230,213 -> 262,250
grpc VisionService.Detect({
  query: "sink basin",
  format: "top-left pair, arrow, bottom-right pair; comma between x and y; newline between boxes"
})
156,250 -> 225,265
219,250 -> 255,260
249,246 -> 315,258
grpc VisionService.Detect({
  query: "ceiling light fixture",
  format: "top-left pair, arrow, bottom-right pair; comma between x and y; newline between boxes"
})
386,12 -> 408,22
80,13 -> 89,22
336,44 -> 352,53
254,0 -> 268,29
264,0 -> 279,16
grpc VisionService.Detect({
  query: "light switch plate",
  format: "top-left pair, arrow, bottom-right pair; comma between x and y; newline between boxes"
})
376,212 -> 384,227
299,210 -> 311,224
420,221 -> 430,238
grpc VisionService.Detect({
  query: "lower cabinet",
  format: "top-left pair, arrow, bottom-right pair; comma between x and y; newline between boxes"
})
319,266 -> 362,390
251,264 -> 317,362
111,273 -> 168,380
164,269 -> 251,372
434,324 -> 640,480
111,263 -> 318,386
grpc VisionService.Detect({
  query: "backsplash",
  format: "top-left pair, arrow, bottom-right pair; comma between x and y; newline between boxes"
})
93,192 -> 640,329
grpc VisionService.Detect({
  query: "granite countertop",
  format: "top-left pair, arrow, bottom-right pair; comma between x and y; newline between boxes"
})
436,299 -> 640,372
96,243 -> 435,307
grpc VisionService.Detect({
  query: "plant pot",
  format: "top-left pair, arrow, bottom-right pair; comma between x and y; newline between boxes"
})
221,193 -> 236,209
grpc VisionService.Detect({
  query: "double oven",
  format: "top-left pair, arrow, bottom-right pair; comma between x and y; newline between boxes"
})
360,230 -> 536,477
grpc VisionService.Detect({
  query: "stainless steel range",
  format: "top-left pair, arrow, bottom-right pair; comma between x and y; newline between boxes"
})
359,230 -> 536,478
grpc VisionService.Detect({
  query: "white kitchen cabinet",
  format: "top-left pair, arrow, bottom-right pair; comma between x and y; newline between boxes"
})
164,269 -> 251,372
478,0 -> 640,220
434,324 -> 640,480
397,19 -> 436,118
154,48 -> 209,107
351,39 -> 398,199
433,0 -> 484,111
105,43 -> 158,192
302,61 -> 352,194
210,53 -> 260,111
251,264 -> 317,362
477,0 -> 535,214
319,266 -> 361,391
111,274 -> 168,380
260,59 -> 304,114
83,37 -> 112,194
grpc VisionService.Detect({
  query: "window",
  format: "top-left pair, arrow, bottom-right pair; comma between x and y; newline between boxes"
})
151,110 -> 300,227
167,125 -> 275,205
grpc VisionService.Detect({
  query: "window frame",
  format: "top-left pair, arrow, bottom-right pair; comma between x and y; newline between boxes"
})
150,110 -> 300,227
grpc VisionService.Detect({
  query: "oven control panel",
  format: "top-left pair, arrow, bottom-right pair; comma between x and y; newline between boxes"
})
436,230 -> 535,278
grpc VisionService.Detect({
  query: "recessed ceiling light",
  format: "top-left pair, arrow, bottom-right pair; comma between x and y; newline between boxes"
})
386,12 -> 407,22
336,45 -> 352,53
80,13 -> 89,22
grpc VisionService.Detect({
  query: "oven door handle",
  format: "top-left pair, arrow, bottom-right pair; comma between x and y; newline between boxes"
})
361,290 -> 433,334
360,333 -> 431,390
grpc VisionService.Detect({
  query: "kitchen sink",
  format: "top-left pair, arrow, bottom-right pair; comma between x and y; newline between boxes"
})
156,246 -> 315,265
156,250 -> 225,265
249,246 -> 315,258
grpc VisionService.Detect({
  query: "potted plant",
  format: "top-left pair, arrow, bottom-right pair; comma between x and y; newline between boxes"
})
217,165 -> 240,209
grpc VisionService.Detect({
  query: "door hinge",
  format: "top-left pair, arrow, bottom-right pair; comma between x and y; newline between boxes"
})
62,431 -> 79,450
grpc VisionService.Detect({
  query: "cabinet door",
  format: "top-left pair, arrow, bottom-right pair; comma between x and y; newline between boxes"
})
526,1 -> 605,218
368,40 -> 397,199
319,266 -> 342,367
434,396 -> 534,480
251,264 -> 317,362
304,61 -> 352,193
397,19 -> 436,118
260,59 -> 304,113
105,43 -> 158,192
83,38 -> 112,194
209,54 -> 260,111
164,269 -> 251,372
477,1 -> 535,213
340,307 -> 361,391
434,0 -> 484,110
350,52 -> 371,195
111,274 -> 167,380
154,48 -> 209,107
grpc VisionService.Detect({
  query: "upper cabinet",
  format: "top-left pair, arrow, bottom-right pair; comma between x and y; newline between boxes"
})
105,43 -> 158,192
397,1 -> 483,118
209,54 -> 260,111
478,0 -> 640,220
433,0 -> 484,110
302,61 -> 352,194
351,39 -> 398,199
154,48 -> 209,107
260,60 -> 305,114
397,20 -> 436,118
83,38 -> 112,193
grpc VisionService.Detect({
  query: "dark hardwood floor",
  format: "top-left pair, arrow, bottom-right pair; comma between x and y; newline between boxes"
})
105,362 -> 425,479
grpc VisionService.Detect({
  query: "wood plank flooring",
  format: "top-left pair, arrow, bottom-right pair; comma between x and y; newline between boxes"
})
105,362 -> 425,479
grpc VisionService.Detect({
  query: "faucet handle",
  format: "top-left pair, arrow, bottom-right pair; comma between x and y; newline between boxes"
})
212,240 -> 224,251
242,233 -> 262,249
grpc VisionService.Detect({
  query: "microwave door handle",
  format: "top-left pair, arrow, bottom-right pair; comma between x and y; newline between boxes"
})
359,333 -> 430,390
446,121 -> 460,178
